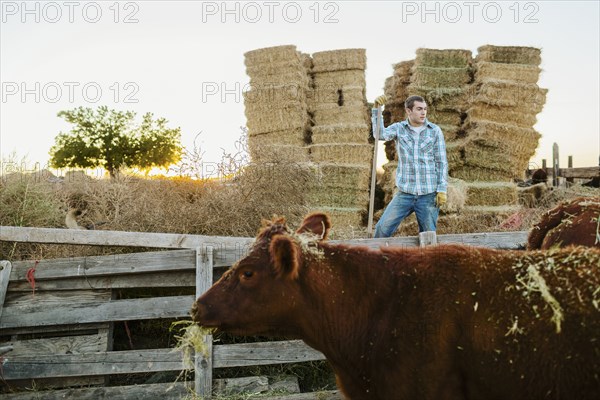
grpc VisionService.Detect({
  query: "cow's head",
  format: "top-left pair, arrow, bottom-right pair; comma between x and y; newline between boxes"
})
191,212 -> 331,336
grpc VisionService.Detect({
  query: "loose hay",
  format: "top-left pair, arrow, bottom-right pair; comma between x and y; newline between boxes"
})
476,45 -> 542,66
170,320 -> 214,370
310,123 -> 371,144
312,48 -> 367,73
415,48 -> 473,68
309,143 -> 373,164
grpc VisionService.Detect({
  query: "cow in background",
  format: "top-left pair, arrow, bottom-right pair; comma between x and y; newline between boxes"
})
527,197 -> 600,249
192,213 -> 600,400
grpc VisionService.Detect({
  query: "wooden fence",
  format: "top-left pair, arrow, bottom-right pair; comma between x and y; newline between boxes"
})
0,226 -> 529,399
530,142 -> 600,186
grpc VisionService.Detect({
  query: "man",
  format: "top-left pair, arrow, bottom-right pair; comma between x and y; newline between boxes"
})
372,94 -> 448,237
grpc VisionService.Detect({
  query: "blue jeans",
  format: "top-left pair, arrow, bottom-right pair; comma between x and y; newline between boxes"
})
374,192 -> 439,237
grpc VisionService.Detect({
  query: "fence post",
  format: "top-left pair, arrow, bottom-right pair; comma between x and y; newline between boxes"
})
552,143 -> 560,187
567,155 -> 574,184
0,261 -> 13,320
195,246 -> 214,398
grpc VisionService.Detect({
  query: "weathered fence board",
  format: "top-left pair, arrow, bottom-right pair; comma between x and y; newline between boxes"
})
0,260 -> 13,318
559,166 -> 600,178
1,382 -> 341,400
213,340 -> 326,368
2,340 -> 325,380
7,271 -> 197,291
0,295 -> 194,329
8,333 -> 108,356
8,250 -> 196,281
0,225 -> 254,250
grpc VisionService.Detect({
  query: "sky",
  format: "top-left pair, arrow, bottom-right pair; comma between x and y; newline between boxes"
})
1,0 -> 599,178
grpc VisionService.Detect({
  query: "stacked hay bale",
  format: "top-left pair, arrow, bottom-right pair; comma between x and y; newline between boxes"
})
452,45 -> 545,181
308,49 -> 373,228
452,45 -> 546,212
244,45 -> 312,162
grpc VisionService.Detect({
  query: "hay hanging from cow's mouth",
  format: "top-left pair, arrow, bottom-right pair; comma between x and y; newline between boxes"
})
170,320 -> 215,369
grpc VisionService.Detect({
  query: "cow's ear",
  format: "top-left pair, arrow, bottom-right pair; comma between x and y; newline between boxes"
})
296,212 -> 331,240
270,235 -> 300,280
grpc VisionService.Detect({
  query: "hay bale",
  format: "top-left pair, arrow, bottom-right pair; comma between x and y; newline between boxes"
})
393,60 -> 415,77
406,85 -> 470,111
465,181 -> 518,206
443,177 -> 468,214
475,61 -> 541,83
428,110 -> 463,127
244,45 -> 301,66
410,66 -> 472,88
463,143 -> 531,176
437,124 -> 461,142
247,128 -> 308,145
319,206 -> 365,229
300,52 -> 314,70
313,102 -> 369,125
475,79 -> 547,110
466,103 -> 538,127
308,85 -> 365,109
415,48 -> 472,68
312,49 -> 366,73
446,140 -> 466,168
466,119 -> 541,153
476,45 -> 541,65
316,163 -> 371,189
245,102 -> 309,134
380,161 -> 397,204
309,143 -> 373,164
310,123 -> 370,144
244,83 -> 307,104
248,143 -> 310,163
450,165 -> 515,182
307,186 -> 370,209
313,70 -> 366,88
246,60 -> 309,87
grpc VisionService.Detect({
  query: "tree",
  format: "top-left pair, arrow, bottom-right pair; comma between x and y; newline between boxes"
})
49,106 -> 182,178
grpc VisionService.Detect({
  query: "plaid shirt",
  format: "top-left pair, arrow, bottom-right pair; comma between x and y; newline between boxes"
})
372,109 -> 448,195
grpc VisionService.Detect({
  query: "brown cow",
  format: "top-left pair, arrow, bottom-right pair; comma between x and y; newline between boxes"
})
191,213 -> 600,400
527,197 -> 600,250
